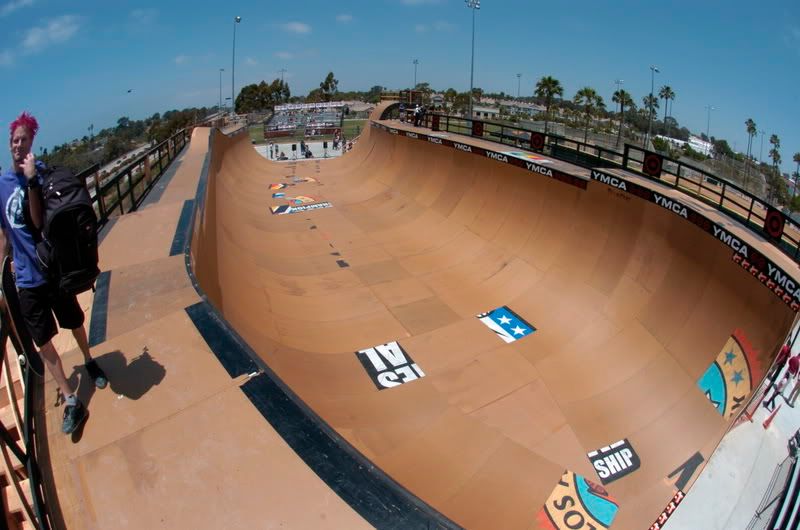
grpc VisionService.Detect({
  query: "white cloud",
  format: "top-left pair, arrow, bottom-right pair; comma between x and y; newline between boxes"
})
274,51 -> 293,60
401,0 -> 442,5
245,57 -> 257,66
282,21 -> 311,34
415,24 -> 428,33
22,15 -> 80,53
0,49 -> 13,66
0,0 -> 34,18
434,21 -> 454,31
174,54 -> 188,65
130,8 -> 158,25
336,14 -> 352,23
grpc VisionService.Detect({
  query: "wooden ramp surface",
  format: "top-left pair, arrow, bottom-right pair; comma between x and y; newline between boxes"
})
42,108 -> 800,530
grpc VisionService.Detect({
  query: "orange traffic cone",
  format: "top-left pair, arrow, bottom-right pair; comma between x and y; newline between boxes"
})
763,403 -> 782,429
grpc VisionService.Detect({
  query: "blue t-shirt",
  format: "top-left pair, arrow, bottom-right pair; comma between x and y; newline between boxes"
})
0,164 -> 46,288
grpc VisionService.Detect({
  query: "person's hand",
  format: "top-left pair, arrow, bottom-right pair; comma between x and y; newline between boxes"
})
22,153 -> 36,181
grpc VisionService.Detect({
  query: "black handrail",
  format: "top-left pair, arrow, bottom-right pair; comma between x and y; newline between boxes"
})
421,112 -> 800,265
1,261 -> 51,529
78,128 -> 192,228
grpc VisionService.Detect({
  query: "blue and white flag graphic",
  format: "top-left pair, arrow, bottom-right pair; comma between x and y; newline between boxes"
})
476,306 -> 535,343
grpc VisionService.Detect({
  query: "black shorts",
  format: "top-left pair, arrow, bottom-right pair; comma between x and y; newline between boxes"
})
18,284 -> 85,347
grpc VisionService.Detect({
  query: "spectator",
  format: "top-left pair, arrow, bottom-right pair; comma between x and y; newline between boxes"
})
0,112 -> 108,435
787,354 -> 800,383
787,374 -> 800,407
768,342 -> 792,387
764,376 -> 788,411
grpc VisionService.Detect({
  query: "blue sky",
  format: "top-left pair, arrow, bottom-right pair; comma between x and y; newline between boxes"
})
1,0 -> 799,171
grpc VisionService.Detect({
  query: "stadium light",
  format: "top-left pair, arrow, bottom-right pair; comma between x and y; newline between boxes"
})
516,73 -> 521,99
465,0 -> 480,118
413,59 -> 419,88
705,105 -> 715,147
645,65 -> 659,147
231,16 -> 242,114
219,68 -> 224,113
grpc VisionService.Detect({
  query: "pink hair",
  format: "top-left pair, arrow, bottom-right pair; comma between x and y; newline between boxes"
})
9,112 -> 39,139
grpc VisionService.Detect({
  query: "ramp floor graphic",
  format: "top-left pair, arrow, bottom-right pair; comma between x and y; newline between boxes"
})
189,114 -> 798,529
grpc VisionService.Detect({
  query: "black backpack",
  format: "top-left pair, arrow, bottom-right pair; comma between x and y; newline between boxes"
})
33,166 -> 100,295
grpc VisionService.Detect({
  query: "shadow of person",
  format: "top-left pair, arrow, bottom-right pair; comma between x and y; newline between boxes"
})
68,346 -> 167,410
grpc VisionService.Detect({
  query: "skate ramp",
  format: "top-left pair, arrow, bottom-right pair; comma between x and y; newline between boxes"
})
189,109 -> 796,529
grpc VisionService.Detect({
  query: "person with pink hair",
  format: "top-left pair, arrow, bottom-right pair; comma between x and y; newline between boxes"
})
0,112 -> 107,435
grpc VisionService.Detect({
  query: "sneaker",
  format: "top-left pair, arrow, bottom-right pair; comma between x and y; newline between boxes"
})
86,360 -> 108,389
62,401 -> 87,434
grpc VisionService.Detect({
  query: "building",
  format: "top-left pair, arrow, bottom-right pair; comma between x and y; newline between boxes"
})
473,106 -> 499,120
653,134 -> 714,157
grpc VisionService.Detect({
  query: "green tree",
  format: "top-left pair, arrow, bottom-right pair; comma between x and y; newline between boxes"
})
658,85 -> 675,126
769,134 -> 781,170
793,152 -> 800,198
366,85 -> 383,103
574,87 -> 603,144
319,72 -> 339,102
534,75 -> 563,136
743,119 -> 757,188
642,94 -> 659,116
612,89 -> 633,147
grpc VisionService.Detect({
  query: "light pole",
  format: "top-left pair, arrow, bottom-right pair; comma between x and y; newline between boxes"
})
645,65 -> 659,147
465,0 -> 480,118
219,68 -> 224,113
413,59 -> 419,88
516,73 -> 521,99
278,68 -> 287,83
231,15 -> 241,114
759,129 -> 766,163
705,104 -> 715,141
614,79 -> 624,146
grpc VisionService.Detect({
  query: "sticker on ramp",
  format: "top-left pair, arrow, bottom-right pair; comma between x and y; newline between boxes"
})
587,439 -> 641,484
536,471 -> 619,530
355,341 -> 425,390
291,176 -> 318,184
696,329 -> 761,419
476,306 -> 535,343
270,183 -> 290,190
649,490 -> 685,530
272,192 -> 285,198
270,202 -> 332,215
504,151 -> 553,164
284,195 -> 317,205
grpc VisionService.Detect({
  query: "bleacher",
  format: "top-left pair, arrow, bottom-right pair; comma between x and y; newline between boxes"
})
264,102 -> 344,140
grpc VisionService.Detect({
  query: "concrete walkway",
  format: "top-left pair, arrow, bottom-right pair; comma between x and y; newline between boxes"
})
666,336 -> 800,529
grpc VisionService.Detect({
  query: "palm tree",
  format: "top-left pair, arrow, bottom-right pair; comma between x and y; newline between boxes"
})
658,85 -> 675,127
794,152 -> 800,198
612,89 -> 633,147
769,134 -> 781,170
574,87 -> 603,144
534,76 -> 564,136
642,94 -> 660,119
744,119 -> 757,188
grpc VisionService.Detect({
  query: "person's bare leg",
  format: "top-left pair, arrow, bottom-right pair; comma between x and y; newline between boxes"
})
37,341 -> 75,398
71,325 -> 92,363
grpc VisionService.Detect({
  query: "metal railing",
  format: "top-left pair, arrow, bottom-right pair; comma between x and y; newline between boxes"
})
747,446 -> 799,529
418,112 -> 800,265
0,276 -> 51,529
81,128 -> 192,229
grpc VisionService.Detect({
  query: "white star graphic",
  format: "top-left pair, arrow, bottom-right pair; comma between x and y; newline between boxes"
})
512,325 -> 526,335
497,315 -> 512,325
